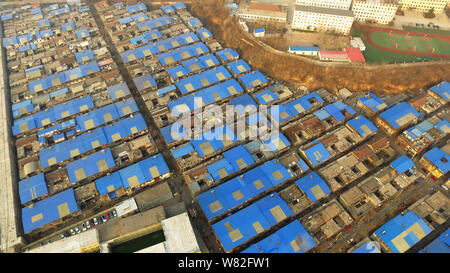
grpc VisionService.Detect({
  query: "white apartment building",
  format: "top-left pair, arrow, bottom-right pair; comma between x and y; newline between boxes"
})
398,0 -> 449,13
292,5 -> 355,35
352,0 -> 399,24
237,3 -> 287,23
295,0 -> 353,10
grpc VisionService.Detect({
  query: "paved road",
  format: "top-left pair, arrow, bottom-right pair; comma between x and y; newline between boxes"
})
0,21 -> 21,253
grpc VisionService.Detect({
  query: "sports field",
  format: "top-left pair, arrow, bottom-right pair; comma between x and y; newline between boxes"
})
353,25 -> 450,64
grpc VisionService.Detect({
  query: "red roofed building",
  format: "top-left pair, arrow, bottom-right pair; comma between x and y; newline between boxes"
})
318,50 -> 350,62
249,2 -> 282,13
345,47 -> 366,63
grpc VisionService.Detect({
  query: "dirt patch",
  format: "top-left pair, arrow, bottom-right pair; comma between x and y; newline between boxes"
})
188,0 -> 450,94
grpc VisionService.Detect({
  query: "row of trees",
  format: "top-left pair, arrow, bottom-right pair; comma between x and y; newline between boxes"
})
190,0 -> 450,94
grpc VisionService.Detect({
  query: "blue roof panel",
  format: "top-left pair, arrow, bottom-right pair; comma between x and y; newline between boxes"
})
19,173 -> 48,204
390,155 -> 415,174
374,211 -> 432,253
295,172 -> 331,203
423,147 -> 450,175
22,189 -> 79,233
379,102 -> 423,129
430,81 -> 449,102
242,221 -> 316,253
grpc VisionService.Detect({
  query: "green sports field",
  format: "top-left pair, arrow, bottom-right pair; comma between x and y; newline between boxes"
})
369,31 -> 450,55
352,27 -> 449,64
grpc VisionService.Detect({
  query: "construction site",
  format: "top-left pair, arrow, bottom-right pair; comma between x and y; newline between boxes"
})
0,0 -> 448,255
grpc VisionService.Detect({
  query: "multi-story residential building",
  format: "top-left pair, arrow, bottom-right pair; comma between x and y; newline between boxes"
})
352,0 -> 399,24
398,0 -> 449,13
237,2 -> 287,23
292,5 -> 355,35
296,0 -> 353,10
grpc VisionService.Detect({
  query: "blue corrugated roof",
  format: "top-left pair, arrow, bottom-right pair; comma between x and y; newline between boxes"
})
119,16 -> 133,25
29,61 -> 99,93
198,175 -> 257,220
119,162 -> 147,188
212,193 -> 292,252
216,48 -> 239,62
95,153 -> 169,193
66,149 -> 115,183
61,22 -> 75,32
435,120 -> 449,135
347,115 -> 378,137
374,211 -> 432,253
302,142 -> 332,166
161,5 -> 175,14
133,73 -> 157,91
430,81 -> 449,102
75,29 -> 90,39
22,188 -> 79,233
95,172 -> 123,195
254,28 -> 265,33
227,59 -> 251,75
238,71 -> 268,90
137,153 -> 170,182
157,85 -> 176,97
262,133 -> 290,153
242,221 -> 316,253
131,12 -> 148,22
137,16 -> 173,32
207,159 -> 237,182
75,49 -> 94,63
169,79 -> 244,117
289,46 -> 318,52
260,159 -> 292,185
175,65 -> 232,94
156,42 -> 209,66
351,241 -> 381,253
196,28 -> 213,40
107,82 -> 131,99
172,143 -> 195,159
19,173 -> 48,204
419,228 -> 450,253
229,94 -> 258,114
173,2 -> 187,10
270,92 -> 324,123
296,172 -> 331,203
390,155 -> 415,174
255,88 -> 279,105
423,147 -> 450,175
188,17 -> 203,29
223,145 -> 255,172
160,121 -> 189,144
126,2 -> 147,14
37,19 -> 50,28
379,102 -> 423,129
191,124 -> 236,157
359,93 -> 386,113
12,95 -> 94,134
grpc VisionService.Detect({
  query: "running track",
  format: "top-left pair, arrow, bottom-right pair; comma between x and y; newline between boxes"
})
356,25 -> 450,58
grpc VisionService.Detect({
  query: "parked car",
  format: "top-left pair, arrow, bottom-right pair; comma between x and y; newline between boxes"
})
82,223 -> 87,231
86,221 -> 91,229
93,218 -> 98,225
112,210 -> 117,217
74,227 -> 81,233
105,213 -> 110,220
61,234 -> 65,239
70,229 -> 75,235
102,215 -> 107,223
